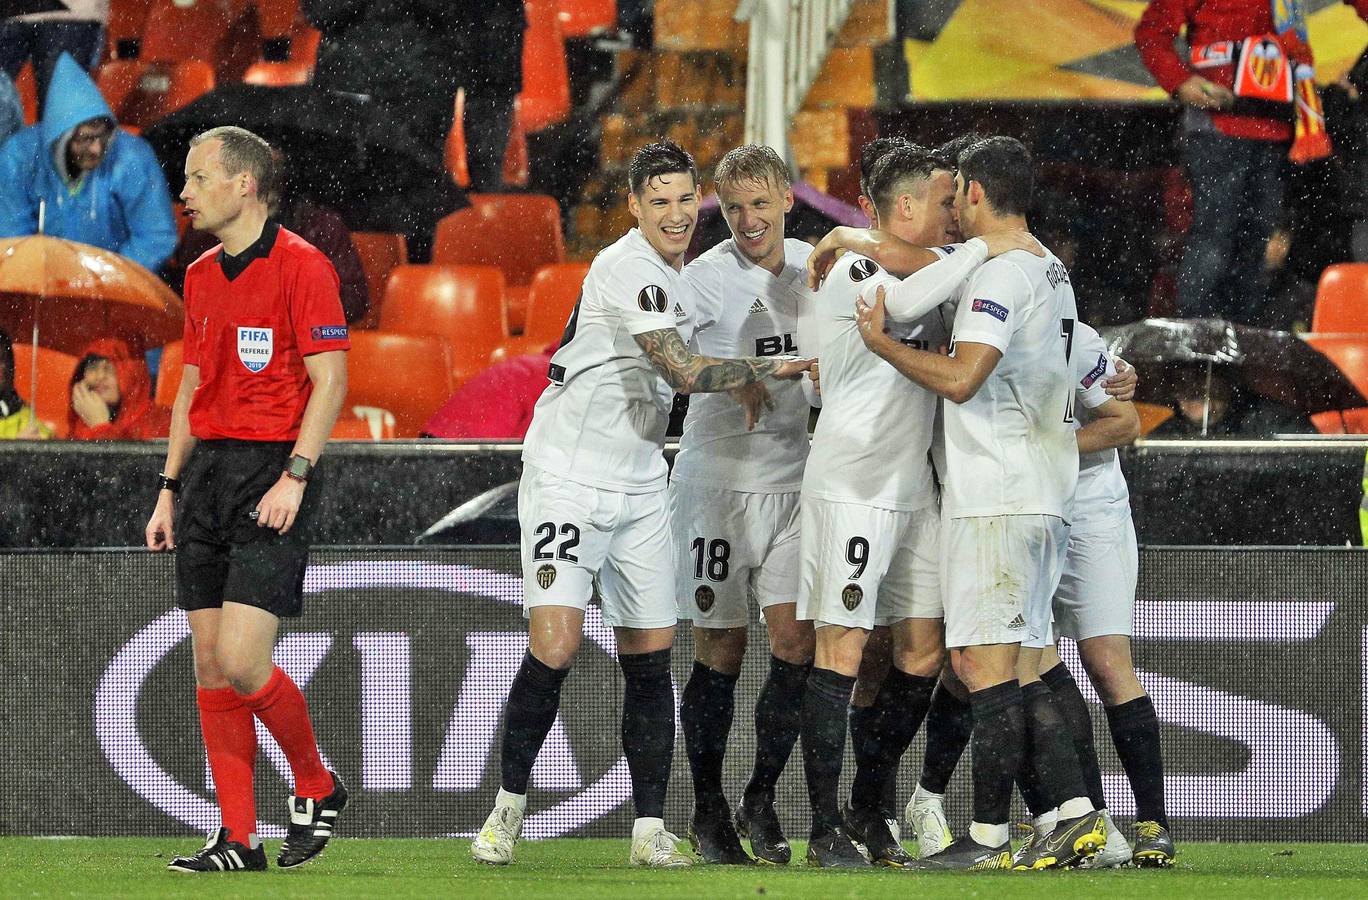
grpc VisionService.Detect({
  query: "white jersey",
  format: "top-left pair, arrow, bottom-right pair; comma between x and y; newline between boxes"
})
522,228 -> 695,493
1071,321 -> 1132,524
941,247 -> 1079,519
672,238 -> 813,492
799,245 -> 987,512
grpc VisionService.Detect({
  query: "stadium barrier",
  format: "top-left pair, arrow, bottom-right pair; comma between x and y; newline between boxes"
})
2,439 -> 1365,547
2,545 -> 1365,841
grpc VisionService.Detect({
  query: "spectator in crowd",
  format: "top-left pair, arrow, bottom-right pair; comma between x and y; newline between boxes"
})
454,0 -> 525,191
420,343 -> 555,439
0,53 -> 177,275
0,329 -> 52,439
170,150 -> 369,323
0,71 -> 22,146
0,0 -> 108,116
1148,365 -> 1312,438
1135,0 -> 1368,325
66,338 -> 171,440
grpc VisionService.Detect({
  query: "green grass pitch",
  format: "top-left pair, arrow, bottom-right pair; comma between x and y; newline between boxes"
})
3,838 -> 1363,899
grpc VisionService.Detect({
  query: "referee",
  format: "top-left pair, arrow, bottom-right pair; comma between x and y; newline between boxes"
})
145,126 -> 350,874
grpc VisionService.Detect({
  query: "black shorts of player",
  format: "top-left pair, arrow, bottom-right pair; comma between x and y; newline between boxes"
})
174,439 -> 321,619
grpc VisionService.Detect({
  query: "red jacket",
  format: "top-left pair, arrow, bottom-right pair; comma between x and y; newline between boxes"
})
421,346 -> 555,440
1135,0 -> 1368,141
68,338 -> 173,440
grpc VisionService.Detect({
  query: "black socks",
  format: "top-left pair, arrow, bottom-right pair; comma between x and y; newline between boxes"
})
918,679 -> 974,794
800,666 -> 856,836
500,651 -> 571,794
969,680 -> 1024,826
1106,695 -> 1169,828
619,649 -> 675,819
744,655 -> 810,807
680,660 -> 739,815
1042,663 -> 1106,810
849,669 -> 936,813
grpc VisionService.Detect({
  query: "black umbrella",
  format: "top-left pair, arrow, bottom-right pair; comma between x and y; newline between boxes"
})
1100,317 -> 1365,433
143,84 -> 466,234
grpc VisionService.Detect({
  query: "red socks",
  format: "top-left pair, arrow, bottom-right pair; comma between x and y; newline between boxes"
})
197,686 -> 258,844
238,666 -> 332,800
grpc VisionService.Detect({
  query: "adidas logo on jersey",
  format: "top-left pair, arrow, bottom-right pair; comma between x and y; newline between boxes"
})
748,298 -> 768,315
1007,613 -> 1026,629
674,303 -> 686,319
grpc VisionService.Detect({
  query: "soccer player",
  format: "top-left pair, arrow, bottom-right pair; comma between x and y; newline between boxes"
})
853,136 -> 1104,870
795,143 -> 1038,868
1030,319 -> 1174,868
145,126 -> 350,873
672,144 -> 818,866
469,140 -> 812,869
889,323 -> 1157,869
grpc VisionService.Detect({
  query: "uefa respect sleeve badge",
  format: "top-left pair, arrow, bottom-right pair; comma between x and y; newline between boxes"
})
237,326 -> 274,372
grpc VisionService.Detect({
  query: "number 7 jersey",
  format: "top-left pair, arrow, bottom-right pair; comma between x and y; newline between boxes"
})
941,247 -> 1079,520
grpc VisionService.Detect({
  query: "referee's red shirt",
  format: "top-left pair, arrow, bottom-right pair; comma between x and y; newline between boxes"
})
182,223 -> 351,441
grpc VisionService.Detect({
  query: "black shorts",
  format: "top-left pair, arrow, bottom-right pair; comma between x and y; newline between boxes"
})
174,439 -> 321,619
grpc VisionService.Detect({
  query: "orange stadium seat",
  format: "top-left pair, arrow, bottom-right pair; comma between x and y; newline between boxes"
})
154,340 -> 184,406
331,410 -> 396,440
289,26 -> 321,66
519,0 -> 572,132
494,262 -> 586,360
108,0 -> 156,53
379,265 -> 509,387
16,63 -> 36,126
350,232 -> 409,330
1306,335 -> 1368,434
242,60 -> 311,86
445,88 -> 471,188
558,0 -> 617,38
97,59 -> 215,131
345,331 -> 454,438
1312,264 -> 1368,334
140,0 -> 232,64
11,344 -> 79,438
432,194 -> 564,332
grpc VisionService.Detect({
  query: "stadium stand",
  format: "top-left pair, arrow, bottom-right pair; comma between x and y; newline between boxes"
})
491,262 -> 586,361
557,0 -> 618,38
519,0 -> 573,133
96,59 -> 215,132
378,264 -> 509,388
344,331 -> 454,438
350,232 -> 409,330
432,194 -> 564,333
1313,264 -> 1368,334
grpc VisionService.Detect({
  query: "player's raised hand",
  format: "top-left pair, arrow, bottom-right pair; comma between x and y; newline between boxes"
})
146,492 -> 175,551
771,357 -> 816,379
806,229 -> 848,289
809,359 -> 821,397
855,285 -> 889,347
1105,357 -> 1139,402
730,381 -> 774,431
979,230 -> 1044,258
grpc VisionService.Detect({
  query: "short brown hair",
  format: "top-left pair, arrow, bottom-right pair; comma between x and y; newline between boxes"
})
190,126 -> 279,202
714,144 -> 791,194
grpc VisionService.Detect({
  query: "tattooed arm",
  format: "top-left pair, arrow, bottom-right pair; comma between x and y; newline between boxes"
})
633,328 -> 814,394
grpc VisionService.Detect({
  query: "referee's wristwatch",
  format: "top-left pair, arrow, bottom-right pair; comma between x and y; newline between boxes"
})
283,454 -> 314,484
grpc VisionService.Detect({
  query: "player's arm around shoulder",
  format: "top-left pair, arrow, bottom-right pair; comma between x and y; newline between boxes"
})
632,327 -> 812,394
854,285 -> 1001,404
